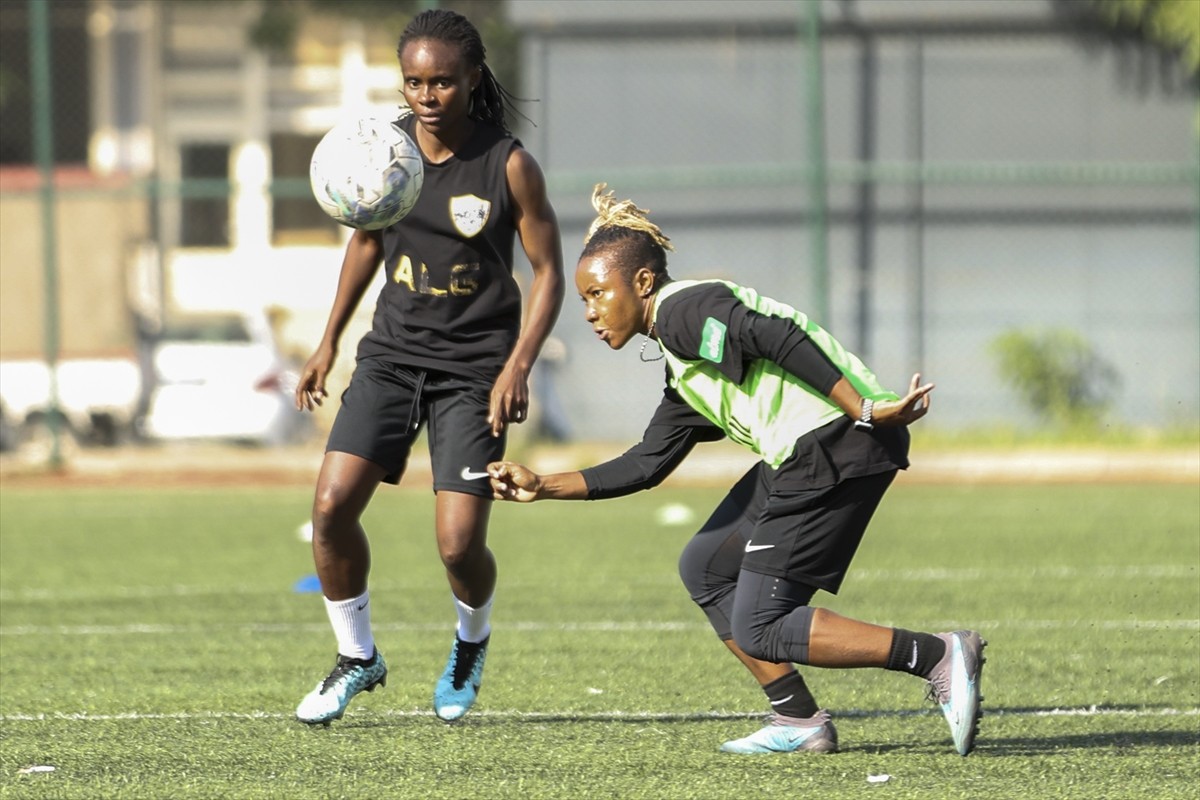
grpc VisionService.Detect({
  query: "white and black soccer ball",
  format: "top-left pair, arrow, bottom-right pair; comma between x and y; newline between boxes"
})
309,116 -> 424,230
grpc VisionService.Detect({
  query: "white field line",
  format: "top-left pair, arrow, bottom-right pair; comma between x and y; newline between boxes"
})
0,564 -> 1194,603
1,706 -> 1197,724
851,565 -> 1197,581
1,618 -> 1198,637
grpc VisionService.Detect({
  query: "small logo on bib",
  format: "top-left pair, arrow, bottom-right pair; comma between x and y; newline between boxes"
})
700,317 -> 726,363
450,194 -> 491,238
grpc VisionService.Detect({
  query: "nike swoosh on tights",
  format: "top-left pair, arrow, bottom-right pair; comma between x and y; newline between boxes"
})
461,467 -> 490,481
744,543 -> 775,553
907,642 -> 918,670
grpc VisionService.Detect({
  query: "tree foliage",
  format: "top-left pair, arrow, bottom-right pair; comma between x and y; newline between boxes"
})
247,1 -> 510,54
244,1 -> 519,94
248,1 -> 424,52
1098,0 -> 1200,74
1067,0 -> 1200,79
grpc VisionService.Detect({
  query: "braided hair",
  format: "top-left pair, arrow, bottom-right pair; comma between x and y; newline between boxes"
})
397,9 -> 522,132
581,183 -> 674,284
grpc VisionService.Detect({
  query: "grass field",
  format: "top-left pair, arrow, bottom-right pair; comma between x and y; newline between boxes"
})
1,474 -> 1197,799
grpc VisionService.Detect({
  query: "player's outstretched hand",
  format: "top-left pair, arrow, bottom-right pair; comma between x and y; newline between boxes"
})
488,461 -> 542,502
872,373 -> 935,427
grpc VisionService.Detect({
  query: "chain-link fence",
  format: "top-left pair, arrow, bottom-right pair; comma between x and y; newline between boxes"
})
1,0 -> 1196,452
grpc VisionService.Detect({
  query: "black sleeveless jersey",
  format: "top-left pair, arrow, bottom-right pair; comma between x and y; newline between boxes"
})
356,113 -> 521,380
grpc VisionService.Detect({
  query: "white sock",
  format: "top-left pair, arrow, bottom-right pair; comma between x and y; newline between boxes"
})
454,594 -> 493,644
324,590 -> 375,660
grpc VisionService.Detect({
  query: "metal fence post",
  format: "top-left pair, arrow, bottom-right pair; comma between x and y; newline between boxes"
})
29,0 -> 63,469
803,0 -> 830,325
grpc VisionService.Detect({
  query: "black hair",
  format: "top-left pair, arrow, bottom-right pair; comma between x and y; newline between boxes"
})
580,227 -> 671,284
580,184 -> 673,284
397,9 -> 523,131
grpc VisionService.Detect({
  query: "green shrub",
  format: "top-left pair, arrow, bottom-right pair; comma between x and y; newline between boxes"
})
989,328 -> 1120,428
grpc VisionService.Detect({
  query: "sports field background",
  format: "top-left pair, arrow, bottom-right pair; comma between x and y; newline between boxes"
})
1,444 -> 1197,799
1,4 -> 1196,796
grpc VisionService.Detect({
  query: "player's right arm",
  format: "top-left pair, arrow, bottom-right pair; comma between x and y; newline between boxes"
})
295,229 -> 384,411
487,462 -> 588,502
489,388 -> 723,503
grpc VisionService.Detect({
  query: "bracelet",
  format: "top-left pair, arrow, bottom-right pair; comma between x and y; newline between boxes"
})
854,397 -> 875,431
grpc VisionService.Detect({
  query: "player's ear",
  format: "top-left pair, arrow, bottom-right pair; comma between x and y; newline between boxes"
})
634,267 -> 655,298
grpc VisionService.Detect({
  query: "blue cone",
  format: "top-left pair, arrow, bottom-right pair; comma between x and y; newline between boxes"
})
293,574 -> 322,593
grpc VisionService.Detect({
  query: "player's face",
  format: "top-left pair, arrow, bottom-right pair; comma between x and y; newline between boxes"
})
400,39 -> 481,137
576,254 -> 650,351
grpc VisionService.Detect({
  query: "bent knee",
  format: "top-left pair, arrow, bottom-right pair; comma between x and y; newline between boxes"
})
438,542 -> 471,571
311,486 -> 357,531
731,621 -> 771,662
678,532 -> 741,599
731,605 -> 815,665
437,536 -> 490,573
677,547 -> 711,599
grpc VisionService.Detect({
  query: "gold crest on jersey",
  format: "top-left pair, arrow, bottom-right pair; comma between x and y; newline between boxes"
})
450,194 -> 491,238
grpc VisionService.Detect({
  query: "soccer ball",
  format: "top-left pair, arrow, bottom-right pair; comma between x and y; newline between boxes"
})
309,116 -> 424,230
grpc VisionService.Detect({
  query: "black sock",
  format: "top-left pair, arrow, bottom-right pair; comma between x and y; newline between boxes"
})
762,671 -> 820,719
885,629 -> 946,677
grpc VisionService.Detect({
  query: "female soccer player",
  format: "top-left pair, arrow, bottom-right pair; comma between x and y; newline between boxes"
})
293,9 -> 564,726
488,185 -> 985,755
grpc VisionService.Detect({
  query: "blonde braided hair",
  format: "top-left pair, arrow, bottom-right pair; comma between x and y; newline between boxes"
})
584,183 -> 674,251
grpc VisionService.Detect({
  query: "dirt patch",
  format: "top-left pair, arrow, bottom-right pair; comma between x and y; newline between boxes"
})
1,441 -> 1196,489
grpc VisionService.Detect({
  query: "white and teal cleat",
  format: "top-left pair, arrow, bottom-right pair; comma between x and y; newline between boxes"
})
926,630 -> 986,756
296,650 -> 387,726
719,711 -> 839,754
433,635 -> 489,722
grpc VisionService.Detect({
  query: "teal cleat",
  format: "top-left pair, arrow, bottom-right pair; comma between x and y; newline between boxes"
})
295,650 -> 387,726
433,635 -> 489,722
926,630 -> 986,756
719,711 -> 838,754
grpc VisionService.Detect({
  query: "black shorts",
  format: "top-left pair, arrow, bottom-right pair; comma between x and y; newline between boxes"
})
732,462 -> 896,594
326,357 -> 505,496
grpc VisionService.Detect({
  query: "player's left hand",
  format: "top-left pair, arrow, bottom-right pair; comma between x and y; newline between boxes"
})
872,373 -> 935,427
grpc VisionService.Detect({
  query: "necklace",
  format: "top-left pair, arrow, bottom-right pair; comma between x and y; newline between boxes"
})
640,323 -> 664,362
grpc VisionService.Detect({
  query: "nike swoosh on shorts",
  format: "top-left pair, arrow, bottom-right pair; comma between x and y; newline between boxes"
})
744,543 -> 775,553
461,467 -> 489,481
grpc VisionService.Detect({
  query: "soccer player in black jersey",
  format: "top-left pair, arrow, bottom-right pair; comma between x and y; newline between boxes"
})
293,10 -> 564,726
488,185 -> 985,756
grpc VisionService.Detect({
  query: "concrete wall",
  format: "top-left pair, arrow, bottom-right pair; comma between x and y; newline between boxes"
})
0,170 -> 149,359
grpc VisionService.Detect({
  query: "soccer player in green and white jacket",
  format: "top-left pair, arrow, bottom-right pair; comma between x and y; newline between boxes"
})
488,185 -> 986,756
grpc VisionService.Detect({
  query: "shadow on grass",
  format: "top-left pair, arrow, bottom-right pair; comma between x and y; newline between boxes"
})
311,702 -> 1200,755
317,712 -> 761,731
977,729 -> 1200,754
835,703 -> 1200,756
845,730 -> 1199,757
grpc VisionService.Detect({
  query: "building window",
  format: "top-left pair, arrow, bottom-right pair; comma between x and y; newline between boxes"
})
179,143 -> 229,247
0,0 -> 90,165
271,133 -> 339,245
